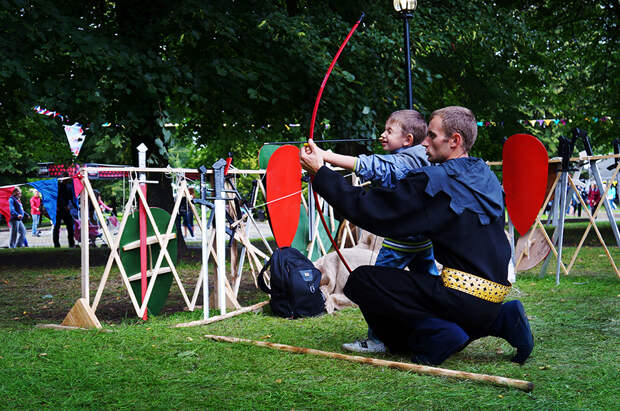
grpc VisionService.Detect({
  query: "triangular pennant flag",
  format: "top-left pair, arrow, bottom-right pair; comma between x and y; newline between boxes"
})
537,120 -> 544,126
477,121 -> 483,126
544,119 -> 552,126
72,175 -> 84,197
64,123 -> 86,157
529,120 -> 536,126
0,187 -> 15,225
28,179 -> 59,225
554,119 -> 560,125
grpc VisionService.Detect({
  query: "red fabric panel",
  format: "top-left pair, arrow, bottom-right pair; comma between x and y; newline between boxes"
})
0,187 -> 15,225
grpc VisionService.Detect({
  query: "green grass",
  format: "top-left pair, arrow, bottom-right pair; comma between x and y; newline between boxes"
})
0,246 -> 618,409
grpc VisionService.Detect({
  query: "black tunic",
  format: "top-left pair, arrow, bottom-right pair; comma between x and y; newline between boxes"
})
312,164 -> 511,338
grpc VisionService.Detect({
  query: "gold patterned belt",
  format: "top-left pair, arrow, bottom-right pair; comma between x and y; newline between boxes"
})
441,267 -> 510,303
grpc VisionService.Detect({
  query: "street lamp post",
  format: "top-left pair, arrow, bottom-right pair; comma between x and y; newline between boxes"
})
393,0 -> 418,110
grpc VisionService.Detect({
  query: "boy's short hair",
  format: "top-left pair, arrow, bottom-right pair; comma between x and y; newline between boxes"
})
429,106 -> 477,152
388,110 -> 427,145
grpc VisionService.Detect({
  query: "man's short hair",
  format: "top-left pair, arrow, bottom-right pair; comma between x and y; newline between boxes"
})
429,106 -> 477,152
388,110 -> 427,145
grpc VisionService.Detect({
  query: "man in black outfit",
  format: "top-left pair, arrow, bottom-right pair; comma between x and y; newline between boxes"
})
301,106 -> 533,366
53,172 -> 76,248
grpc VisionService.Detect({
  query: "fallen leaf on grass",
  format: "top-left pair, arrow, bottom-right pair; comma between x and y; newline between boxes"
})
498,395 -> 504,399
275,379 -> 282,384
186,336 -> 193,342
39,353 -> 47,357
539,365 -> 550,370
260,335 -> 272,340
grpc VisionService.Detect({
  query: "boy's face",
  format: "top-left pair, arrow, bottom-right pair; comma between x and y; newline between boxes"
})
380,118 -> 412,152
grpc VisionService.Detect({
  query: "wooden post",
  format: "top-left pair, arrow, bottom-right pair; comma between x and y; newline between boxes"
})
137,143 -> 148,320
80,174 -> 89,305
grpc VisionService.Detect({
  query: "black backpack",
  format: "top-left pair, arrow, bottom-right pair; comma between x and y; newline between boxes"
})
257,247 -> 326,319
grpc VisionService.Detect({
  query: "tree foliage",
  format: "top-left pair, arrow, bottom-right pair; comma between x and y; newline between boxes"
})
0,0 -> 617,179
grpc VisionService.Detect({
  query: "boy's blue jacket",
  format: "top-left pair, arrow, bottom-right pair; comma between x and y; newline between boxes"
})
355,145 -> 430,189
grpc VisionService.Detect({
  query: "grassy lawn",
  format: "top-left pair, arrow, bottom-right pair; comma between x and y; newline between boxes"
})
0,244 -> 618,409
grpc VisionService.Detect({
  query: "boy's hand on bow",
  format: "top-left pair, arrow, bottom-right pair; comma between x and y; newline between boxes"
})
300,139 -> 324,175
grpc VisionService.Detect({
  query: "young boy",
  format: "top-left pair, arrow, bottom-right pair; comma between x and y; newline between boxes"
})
309,109 -> 438,353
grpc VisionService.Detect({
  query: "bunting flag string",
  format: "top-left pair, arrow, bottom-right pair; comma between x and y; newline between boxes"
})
476,116 -> 615,128
34,106 -> 66,122
33,106 -> 112,128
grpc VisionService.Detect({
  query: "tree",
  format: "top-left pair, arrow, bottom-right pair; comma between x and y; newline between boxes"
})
1,0 -> 616,179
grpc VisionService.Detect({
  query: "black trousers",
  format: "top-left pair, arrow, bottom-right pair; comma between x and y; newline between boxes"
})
53,208 -> 75,247
344,265 -> 500,364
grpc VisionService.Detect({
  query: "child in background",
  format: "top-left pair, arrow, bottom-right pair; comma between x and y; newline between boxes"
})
30,189 -> 42,236
307,109 -> 438,353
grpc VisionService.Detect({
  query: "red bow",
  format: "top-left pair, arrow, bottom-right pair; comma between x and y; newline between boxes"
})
308,13 -> 365,274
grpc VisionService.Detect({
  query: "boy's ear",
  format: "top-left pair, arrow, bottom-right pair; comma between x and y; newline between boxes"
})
404,133 -> 414,146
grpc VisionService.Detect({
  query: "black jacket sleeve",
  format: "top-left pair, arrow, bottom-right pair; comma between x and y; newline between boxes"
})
312,166 -> 432,239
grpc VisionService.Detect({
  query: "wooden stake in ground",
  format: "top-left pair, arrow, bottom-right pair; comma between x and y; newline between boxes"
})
203,334 -> 534,392
61,298 -> 102,329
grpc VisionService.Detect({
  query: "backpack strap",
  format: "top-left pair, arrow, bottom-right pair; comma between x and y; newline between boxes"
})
257,257 -> 272,294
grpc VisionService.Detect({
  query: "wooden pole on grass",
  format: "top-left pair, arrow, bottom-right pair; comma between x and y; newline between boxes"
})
175,301 -> 270,328
203,334 -> 534,392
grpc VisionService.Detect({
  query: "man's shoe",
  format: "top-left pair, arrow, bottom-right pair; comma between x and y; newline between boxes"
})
490,300 -> 534,364
342,339 -> 386,354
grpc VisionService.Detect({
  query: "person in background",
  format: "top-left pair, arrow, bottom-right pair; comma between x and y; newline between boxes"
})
9,186 -> 27,248
53,172 -> 76,248
30,189 -> 42,236
607,183 -> 617,210
179,187 -> 195,239
588,182 -> 601,212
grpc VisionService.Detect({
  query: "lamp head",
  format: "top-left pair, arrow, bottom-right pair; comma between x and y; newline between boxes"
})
393,0 -> 418,12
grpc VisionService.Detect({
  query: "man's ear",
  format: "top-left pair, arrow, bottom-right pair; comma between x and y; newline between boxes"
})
404,133 -> 414,147
450,133 -> 463,148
